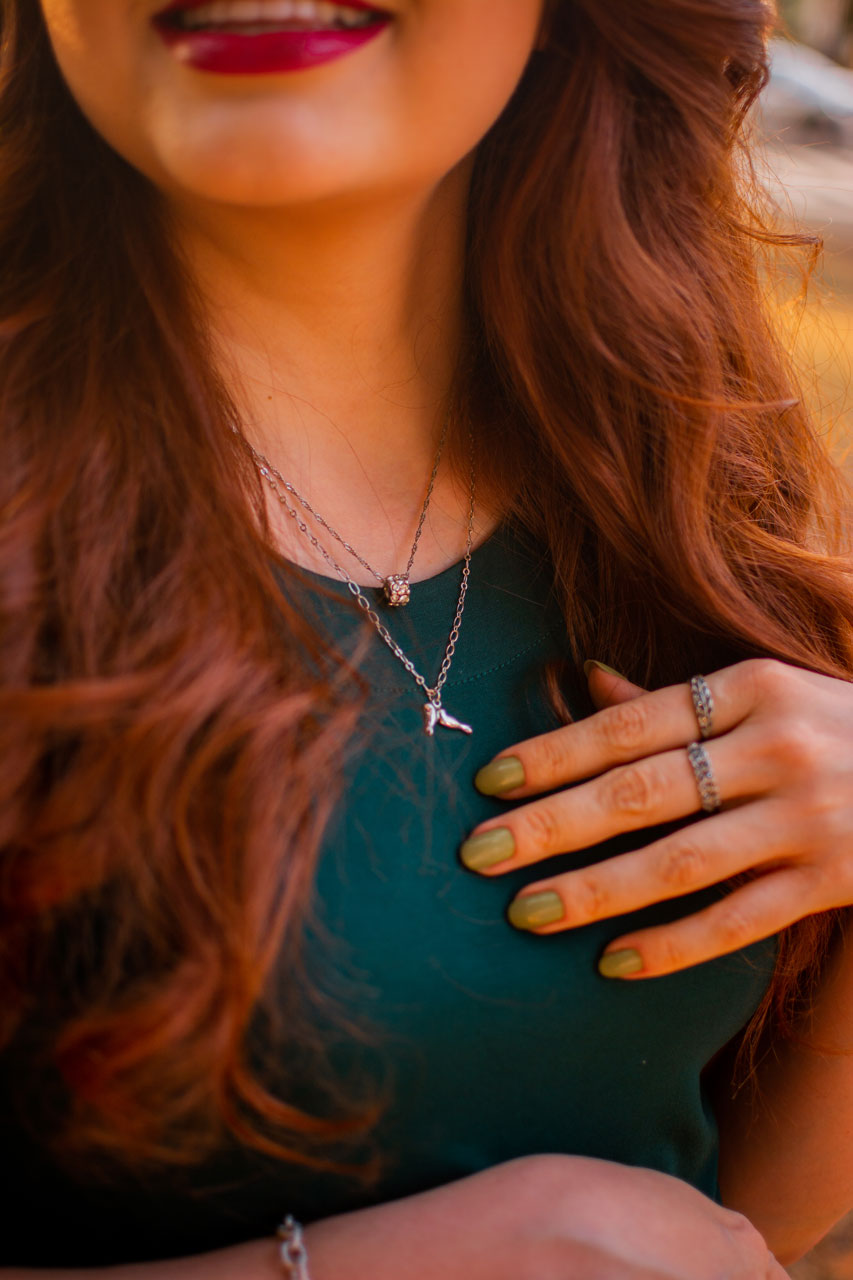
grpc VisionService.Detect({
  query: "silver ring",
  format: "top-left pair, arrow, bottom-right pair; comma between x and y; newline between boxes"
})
686,742 -> 721,814
689,674 -> 715,740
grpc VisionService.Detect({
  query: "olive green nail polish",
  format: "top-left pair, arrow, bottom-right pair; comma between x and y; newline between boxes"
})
459,827 -> 516,872
508,891 -> 565,930
474,755 -> 526,796
584,659 -> 628,681
598,948 -> 644,979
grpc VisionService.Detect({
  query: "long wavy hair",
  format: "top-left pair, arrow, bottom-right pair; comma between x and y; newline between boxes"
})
1,0 -> 851,1168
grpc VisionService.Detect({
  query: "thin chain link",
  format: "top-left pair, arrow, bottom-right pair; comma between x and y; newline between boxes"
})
277,1216 -> 312,1280
236,424 -> 476,706
238,414 -> 449,588
403,413 -> 448,578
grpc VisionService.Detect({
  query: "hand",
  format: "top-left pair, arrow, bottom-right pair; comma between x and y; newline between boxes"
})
305,1154 -> 786,1280
462,657 -> 853,977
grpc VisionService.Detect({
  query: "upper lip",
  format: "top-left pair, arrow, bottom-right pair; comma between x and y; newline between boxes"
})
153,0 -> 392,15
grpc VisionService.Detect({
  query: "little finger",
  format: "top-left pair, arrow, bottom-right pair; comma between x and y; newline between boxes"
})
597,866 -> 815,978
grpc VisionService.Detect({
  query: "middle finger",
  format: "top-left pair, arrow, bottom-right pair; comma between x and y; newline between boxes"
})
475,666 -> 753,800
460,729 -> 765,875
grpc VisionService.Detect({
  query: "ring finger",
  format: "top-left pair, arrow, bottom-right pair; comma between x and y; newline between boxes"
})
460,728 -> 771,877
501,798 -> 800,937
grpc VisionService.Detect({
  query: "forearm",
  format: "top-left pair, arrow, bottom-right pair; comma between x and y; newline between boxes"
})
0,1153 -> 784,1280
716,921 -> 853,1264
0,1159 -> 549,1280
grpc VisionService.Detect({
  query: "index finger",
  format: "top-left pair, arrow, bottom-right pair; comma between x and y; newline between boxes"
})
474,664 -> 756,799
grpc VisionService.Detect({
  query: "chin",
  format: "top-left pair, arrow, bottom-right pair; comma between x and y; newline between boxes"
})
138,100 -> 393,208
167,154 -> 355,208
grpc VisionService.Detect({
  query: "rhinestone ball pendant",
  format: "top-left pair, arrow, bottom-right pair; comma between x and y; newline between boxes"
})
383,575 -> 411,607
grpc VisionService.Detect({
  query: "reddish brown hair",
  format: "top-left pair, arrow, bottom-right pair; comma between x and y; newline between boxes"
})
1,0 -> 851,1166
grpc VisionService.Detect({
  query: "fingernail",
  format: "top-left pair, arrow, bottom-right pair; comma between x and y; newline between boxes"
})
459,827 -> 516,872
584,660 -> 628,681
474,756 -> 526,796
598,948 -> 644,978
508,891 -> 565,930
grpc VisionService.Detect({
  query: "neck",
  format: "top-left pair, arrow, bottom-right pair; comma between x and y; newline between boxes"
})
171,167 -> 486,581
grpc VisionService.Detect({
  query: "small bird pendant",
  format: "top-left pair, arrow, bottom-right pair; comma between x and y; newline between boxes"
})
422,701 -> 473,736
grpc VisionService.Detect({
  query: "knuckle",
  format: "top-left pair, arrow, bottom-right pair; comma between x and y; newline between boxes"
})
783,787 -> 836,858
533,729 -> 575,781
771,724 -> 823,776
605,763 -> 663,818
520,803 -> 561,855
717,902 -> 755,948
656,930 -> 686,972
722,1208 -> 761,1237
744,657 -> 791,703
574,872 -> 610,923
598,699 -> 650,756
812,801 -> 852,853
657,839 -> 709,891
798,857 -> 831,900
795,840 -> 845,902
720,1210 -> 769,1261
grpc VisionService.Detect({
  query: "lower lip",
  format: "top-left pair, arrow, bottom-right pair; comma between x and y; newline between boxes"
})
153,20 -> 390,75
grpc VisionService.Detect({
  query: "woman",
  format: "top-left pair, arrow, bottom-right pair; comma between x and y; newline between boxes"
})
2,0 -> 853,1275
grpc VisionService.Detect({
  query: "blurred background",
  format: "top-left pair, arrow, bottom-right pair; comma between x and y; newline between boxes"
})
755,9 -> 852,1274
762,1 -> 853,476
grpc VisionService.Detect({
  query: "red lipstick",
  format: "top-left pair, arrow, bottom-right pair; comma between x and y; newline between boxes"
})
152,0 -> 391,76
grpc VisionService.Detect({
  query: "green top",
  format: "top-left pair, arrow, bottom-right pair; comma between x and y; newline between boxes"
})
0,527 -> 776,1267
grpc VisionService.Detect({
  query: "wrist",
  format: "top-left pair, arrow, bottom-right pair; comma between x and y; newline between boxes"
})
277,1217 -> 312,1280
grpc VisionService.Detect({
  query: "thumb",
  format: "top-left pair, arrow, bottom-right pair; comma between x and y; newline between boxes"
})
584,660 -> 647,710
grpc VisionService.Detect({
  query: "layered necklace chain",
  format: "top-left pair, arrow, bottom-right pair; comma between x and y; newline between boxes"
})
243,414 -> 449,609
233,421 -> 477,737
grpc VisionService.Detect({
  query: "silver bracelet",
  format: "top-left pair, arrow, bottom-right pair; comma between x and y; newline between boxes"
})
277,1215 -> 313,1280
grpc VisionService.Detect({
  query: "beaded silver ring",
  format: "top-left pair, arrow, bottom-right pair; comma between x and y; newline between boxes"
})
689,674 -> 715,740
686,741 -> 722,814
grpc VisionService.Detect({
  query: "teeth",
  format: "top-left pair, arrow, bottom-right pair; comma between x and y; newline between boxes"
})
177,0 -> 379,30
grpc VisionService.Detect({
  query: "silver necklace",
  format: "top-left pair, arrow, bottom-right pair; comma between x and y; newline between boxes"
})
236,425 -> 477,737
239,417 -> 449,608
